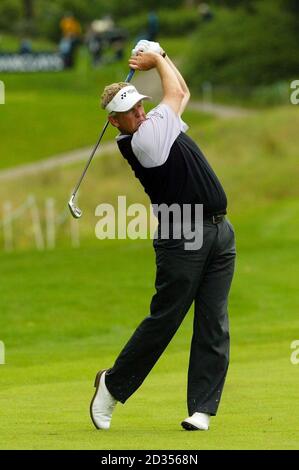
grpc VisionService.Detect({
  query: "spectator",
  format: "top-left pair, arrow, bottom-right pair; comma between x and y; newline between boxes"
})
86,17 -> 127,66
19,39 -> 32,54
59,12 -> 82,68
198,3 -> 214,22
60,12 -> 82,39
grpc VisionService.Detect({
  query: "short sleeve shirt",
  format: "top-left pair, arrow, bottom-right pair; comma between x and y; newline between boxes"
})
116,103 -> 189,168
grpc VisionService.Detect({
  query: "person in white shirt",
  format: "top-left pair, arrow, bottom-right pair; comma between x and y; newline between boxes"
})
90,42 -> 236,433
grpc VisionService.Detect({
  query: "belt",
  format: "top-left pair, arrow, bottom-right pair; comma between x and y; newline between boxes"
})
157,211 -> 226,225
204,213 -> 226,224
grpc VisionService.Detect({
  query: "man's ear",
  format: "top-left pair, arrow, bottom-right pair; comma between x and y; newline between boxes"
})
108,115 -> 120,128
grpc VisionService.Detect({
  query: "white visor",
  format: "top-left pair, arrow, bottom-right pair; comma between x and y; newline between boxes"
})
105,85 -> 151,113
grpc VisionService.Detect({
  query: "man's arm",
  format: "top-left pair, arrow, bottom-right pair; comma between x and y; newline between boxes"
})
129,51 -> 184,115
164,55 -> 190,116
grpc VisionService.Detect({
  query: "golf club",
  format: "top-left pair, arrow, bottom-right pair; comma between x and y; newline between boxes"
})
68,68 -> 135,219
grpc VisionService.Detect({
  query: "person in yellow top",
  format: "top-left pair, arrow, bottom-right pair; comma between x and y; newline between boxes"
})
60,13 -> 82,38
59,13 -> 82,68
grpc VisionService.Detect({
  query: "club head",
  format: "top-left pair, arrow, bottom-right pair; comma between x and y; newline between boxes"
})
68,194 -> 82,219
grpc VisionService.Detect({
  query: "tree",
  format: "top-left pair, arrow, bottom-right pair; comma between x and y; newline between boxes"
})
23,0 -> 34,19
184,3 -> 299,88
208,0 -> 255,9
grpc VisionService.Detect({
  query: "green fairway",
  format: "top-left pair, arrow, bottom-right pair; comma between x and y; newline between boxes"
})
0,197 -> 299,449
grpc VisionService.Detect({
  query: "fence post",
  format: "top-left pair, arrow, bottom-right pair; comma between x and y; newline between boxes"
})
45,198 -> 56,249
202,81 -> 213,104
3,201 -> 13,252
28,195 -> 45,250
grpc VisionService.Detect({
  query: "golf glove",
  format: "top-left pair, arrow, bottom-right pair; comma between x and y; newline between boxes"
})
132,40 -> 164,56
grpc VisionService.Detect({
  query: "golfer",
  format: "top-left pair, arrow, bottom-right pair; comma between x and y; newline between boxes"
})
90,41 -> 236,431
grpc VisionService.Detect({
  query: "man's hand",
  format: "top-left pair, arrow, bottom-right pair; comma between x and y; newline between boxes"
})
130,50 -> 186,116
132,40 -> 165,57
129,51 -> 162,71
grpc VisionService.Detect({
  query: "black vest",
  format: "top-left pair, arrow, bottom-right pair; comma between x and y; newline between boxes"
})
117,131 -> 227,217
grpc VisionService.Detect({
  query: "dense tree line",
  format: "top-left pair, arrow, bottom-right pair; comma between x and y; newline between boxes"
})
184,0 -> 299,87
1,0 -> 297,89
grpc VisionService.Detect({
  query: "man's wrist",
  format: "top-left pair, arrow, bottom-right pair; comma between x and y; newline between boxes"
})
155,53 -> 165,66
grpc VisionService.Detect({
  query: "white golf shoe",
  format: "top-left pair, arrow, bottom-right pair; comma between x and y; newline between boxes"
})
90,370 -> 117,430
181,412 -> 210,431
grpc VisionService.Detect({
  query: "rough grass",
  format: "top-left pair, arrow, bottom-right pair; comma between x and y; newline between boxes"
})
0,106 -> 297,248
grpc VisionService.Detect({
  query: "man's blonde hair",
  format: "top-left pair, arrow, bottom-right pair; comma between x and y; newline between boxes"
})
101,82 -> 128,110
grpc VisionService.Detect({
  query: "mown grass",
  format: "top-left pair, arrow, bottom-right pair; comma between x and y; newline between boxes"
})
0,196 -> 299,449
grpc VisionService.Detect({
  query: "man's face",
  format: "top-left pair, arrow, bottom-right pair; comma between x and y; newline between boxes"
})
108,100 -> 146,134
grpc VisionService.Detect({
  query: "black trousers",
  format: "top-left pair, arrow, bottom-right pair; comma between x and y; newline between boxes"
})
105,218 -> 236,416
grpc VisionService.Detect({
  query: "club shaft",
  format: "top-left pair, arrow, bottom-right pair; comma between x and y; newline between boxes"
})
72,120 -> 109,196
71,69 -> 135,198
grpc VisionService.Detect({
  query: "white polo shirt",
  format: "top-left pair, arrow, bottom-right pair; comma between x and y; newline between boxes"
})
116,103 -> 189,168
